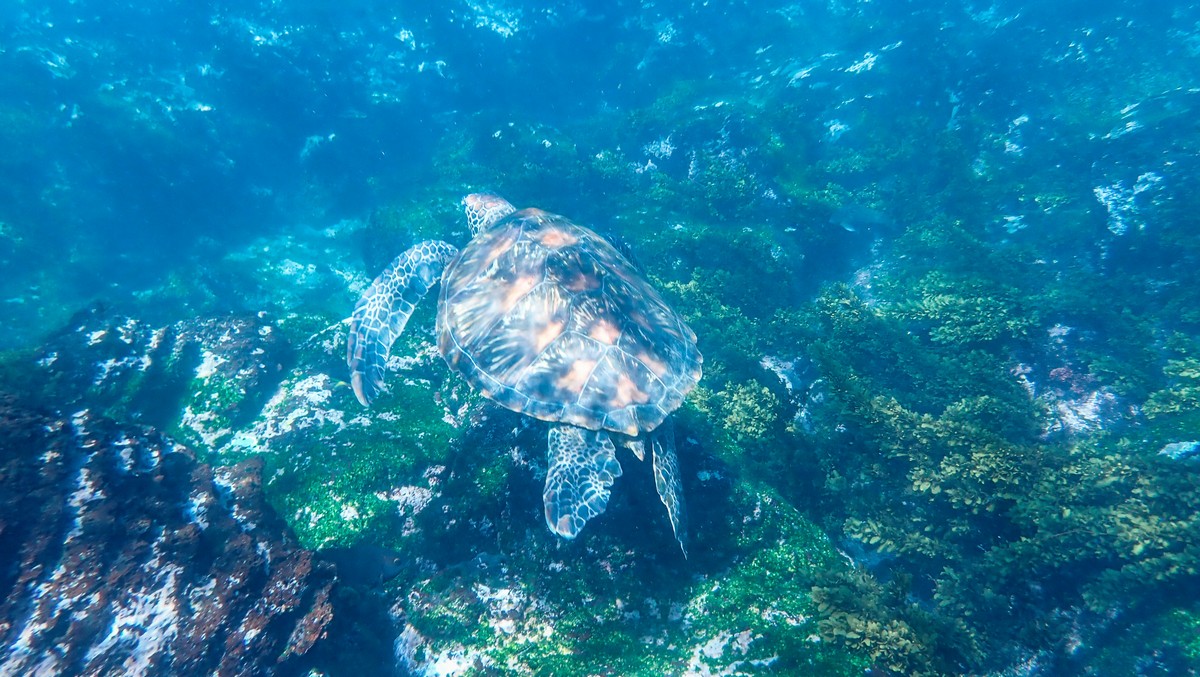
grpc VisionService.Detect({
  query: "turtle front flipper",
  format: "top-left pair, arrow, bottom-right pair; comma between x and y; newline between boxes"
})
544,426 -> 623,538
347,240 -> 458,407
651,419 -> 689,557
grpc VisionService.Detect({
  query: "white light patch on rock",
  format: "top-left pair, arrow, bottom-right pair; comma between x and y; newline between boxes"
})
844,52 -> 877,73
472,583 -> 528,636
1045,388 -> 1124,437
186,490 -> 213,530
223,374 -> 343,455
684,628 -> 773,676
195,350 -> 226,380
180,406 -> 231,448
64,465 -> 105,542
394,622 -> 486,677
825,119 -> 849,141
1093,172 -> 1163,236
464,0 -> 521,38
83,564 -> 184,673
376,485 -> 434,515
117,317 -> 139,344
1160,441 -> 1200,460
93,356 -> 139,385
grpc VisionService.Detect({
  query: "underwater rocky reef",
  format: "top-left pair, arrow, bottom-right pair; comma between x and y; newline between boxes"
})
0,398 -> 334,674
2,0 -> 1200,675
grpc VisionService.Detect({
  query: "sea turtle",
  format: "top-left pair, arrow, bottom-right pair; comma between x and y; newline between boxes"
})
347,194 -> 702,555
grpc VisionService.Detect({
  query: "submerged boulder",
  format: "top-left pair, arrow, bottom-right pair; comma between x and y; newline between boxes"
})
29,305 -> 290,450
0,397 -> 334,675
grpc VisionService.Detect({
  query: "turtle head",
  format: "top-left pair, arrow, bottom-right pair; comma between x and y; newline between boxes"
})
464,194 -> 518,236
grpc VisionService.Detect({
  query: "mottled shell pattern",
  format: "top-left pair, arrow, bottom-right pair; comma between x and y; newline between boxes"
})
437,202 -> 703,437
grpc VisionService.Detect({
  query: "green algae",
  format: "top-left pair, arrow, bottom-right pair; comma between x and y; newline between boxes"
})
795,262 -> 1200,673
0,349 -> 44,403
391,476 -> 867,677
714,382 -> 782,444
177,368 -> 245,448
680,488 -> 868,676
1143,335 -> 1200,434
901,271 -> 1037,345
265,372 -> 457,550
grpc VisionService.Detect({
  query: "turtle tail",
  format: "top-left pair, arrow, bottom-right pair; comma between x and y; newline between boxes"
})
348,240 -> 458,406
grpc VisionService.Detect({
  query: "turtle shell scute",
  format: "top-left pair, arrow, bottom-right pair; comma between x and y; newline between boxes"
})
437,209 -> 702,435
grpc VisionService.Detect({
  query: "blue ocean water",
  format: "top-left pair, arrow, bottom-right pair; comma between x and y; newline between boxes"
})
1,1 -> 1193,335
2,0 -> 1199,674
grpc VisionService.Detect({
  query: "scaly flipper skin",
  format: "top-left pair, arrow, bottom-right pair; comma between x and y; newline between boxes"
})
651,419 -> 688,557
347,240 -> 458,406
544,426 -> 623,538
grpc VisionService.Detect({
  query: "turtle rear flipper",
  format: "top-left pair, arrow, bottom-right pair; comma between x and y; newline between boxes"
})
544,426 -> 623,538
348,240 -> 458,406
651,420 -> 688,557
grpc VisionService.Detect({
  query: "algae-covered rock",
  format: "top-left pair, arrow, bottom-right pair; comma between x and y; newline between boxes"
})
223,317 -> 464,550
386,472 -> 868,676
214,302 -> 870,675
0,397 -> 335,675
28,305 -> 290,452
